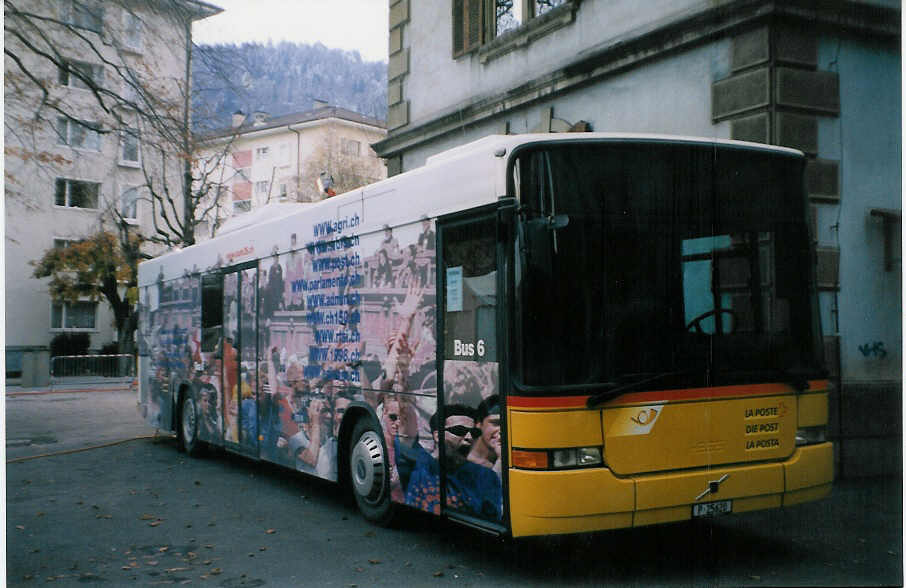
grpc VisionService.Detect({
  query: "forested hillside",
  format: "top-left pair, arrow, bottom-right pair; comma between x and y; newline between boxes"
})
192,41 -> 387,131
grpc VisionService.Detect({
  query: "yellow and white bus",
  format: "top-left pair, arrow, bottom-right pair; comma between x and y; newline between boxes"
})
137,133 -> 833,537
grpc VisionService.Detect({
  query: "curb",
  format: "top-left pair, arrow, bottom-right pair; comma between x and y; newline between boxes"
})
6,385 -> 135,397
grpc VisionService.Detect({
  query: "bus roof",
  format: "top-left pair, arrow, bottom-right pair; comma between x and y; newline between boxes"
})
423,132 -> 803,165
138,133 -> 802,286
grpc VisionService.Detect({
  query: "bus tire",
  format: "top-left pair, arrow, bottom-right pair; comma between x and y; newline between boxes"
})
348,418 -> 395,526
178,392 -> 202,457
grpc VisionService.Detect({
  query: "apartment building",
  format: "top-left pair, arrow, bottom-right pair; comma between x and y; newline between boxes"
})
373,0 -> 901,475
5,0 -> 221,386
193,102 -> 386,237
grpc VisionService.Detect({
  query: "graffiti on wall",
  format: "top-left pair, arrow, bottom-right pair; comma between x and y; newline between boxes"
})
858,341 -> 887,359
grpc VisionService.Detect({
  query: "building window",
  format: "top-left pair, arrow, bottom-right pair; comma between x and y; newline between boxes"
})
121,187 -> 139,220
64,0 -> 104,34
55,118 -> 101,151
55,178 -> 99,209
53,238 -> 77,249
341,138 -> 361,156
535,0 -> 566,16
58,60 -> 104,90
279,184 -> 288,199
256,146 -> 270,159
119,128 -> 140,166
255,181 -> 269,195
234,200 -> 252,214
454,0 -> 570,56
51,301 -> 97,330
120,67 -> 141,104
122,10 -> 142,51
495,1 -> 522,36
6,350 -> 23,379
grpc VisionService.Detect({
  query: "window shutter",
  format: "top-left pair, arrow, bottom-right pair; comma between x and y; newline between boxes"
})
466,0 -> 482,50
453,0 -> 465,56
55,179 -> 67,206
453,0 -> 483,57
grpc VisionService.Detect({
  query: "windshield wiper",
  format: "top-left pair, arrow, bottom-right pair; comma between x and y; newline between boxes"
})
511,379 -> 619,396
777,367 -> 828,392
586,370 -> 694,409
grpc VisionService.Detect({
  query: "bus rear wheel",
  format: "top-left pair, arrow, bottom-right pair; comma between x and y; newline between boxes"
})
348,419 -> 395,525
178,393 -> 202,456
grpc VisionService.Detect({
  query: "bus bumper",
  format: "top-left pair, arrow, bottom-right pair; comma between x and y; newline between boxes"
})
508,442 -> 833,538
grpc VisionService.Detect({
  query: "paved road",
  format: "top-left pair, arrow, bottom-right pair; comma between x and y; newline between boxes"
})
5,388 -> 903,587
6,384 -> 158,461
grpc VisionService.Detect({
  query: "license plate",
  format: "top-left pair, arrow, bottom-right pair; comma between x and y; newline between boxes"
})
692,500 -> 732,518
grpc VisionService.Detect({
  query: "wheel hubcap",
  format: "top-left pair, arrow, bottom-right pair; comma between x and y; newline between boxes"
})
350,431 -> 385,504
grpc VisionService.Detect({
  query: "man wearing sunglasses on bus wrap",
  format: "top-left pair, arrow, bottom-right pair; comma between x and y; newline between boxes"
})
404,404 -> 502,521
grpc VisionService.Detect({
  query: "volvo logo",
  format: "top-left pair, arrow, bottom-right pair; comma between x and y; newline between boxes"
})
695,474 -> 730,501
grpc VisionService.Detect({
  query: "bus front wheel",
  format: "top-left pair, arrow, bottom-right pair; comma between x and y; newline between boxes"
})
178,393 -> 202,456
348,419 -> 395,525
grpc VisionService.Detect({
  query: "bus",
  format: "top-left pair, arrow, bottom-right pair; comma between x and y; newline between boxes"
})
137,133 -> 833,537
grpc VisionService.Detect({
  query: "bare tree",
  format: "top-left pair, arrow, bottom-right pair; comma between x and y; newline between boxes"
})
5,0 -> 234,248
5,0 -> 232,353
299,127 -> 385,202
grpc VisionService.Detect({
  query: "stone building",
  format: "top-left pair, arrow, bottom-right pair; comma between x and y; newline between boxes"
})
193,102 -> 386,237
5,0 -> 221,386
372,0 -> 901,475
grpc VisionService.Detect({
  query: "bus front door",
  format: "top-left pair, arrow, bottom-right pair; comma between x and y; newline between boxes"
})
438,210 -> 505,529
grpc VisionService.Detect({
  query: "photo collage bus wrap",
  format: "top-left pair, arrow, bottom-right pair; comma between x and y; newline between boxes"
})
138,206 -> 506,527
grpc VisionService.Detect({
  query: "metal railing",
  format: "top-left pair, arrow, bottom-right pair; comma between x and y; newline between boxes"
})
50,354 -> 135,380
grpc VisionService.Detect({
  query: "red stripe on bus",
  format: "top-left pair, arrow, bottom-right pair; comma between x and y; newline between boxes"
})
508,380 -> 828,409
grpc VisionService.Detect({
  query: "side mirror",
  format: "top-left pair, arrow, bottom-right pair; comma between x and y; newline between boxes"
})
526,214 -> 569,231
547,214 -> 569,230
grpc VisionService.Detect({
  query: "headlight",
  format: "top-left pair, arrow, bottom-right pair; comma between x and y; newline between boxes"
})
578,447 -> 603,466
795,426 -> 827,446
513,447 -> 604,470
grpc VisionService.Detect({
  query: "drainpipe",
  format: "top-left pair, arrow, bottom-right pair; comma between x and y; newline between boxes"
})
288,124 -> 302,201
182,19 -> 194,244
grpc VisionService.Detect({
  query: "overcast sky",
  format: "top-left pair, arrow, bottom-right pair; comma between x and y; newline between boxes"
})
193,0 -> 390,63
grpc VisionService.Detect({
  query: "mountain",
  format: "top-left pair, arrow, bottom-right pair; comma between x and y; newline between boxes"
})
192,41 -> 387,132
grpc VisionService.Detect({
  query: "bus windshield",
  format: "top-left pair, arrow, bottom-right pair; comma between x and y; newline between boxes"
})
513,142 -> 824,391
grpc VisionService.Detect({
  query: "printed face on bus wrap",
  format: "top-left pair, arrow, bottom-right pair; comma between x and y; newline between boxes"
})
441,415 -> 475,468
384,398 -> 401,437
334,396 -> 350,436
480,414 -> 501,455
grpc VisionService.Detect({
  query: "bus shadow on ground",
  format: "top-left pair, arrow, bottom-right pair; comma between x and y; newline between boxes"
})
189,441 -> 802,563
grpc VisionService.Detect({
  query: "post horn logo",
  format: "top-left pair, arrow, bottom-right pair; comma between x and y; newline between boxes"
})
631,408 -> 658,426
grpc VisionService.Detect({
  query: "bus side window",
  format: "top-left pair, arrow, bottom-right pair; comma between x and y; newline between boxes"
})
201,274 -> 223,353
